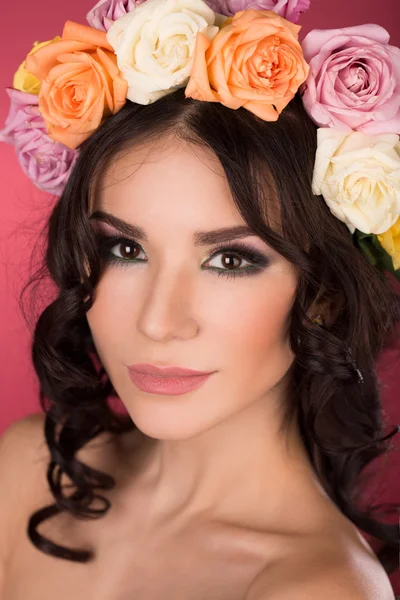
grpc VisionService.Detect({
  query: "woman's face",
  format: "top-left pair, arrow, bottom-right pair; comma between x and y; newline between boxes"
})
86,137 -> 299,440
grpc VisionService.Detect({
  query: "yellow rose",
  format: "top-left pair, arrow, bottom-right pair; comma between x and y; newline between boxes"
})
377,217 -> 400,272
13,36 -> 61,94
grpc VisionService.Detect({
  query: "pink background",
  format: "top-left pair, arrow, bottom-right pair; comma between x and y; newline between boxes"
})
1,0 -> 400,591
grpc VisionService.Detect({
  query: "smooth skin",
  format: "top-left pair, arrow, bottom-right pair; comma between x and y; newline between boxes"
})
0,137 -> 395,599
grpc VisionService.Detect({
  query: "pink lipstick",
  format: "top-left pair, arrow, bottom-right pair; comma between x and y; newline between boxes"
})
127,363 -> 215,396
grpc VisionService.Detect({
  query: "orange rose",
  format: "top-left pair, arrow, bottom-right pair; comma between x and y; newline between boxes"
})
24,21 -> 128,149
13,37 -> 61,95
185,10 -> 309,121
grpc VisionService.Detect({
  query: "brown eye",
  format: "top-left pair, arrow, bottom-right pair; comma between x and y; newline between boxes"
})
97,233 -> 270,280
207,251 -> 250,271
117,241 -> 142,261
220,253 -> 242,270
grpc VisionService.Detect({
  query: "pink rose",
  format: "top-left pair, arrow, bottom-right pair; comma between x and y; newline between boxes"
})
204,0 -> 310,23
0,88 -> 78,196
301,24 -> 400,134
86,0 -> 146,32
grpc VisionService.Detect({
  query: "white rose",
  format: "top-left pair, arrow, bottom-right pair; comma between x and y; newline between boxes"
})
312,129 -> 400,235
106,0 -> 223,105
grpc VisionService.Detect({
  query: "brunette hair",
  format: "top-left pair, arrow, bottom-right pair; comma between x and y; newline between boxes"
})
20,89 -> 400,572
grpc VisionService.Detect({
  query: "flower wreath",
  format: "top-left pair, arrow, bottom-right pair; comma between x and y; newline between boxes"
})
1,0 -> 399,280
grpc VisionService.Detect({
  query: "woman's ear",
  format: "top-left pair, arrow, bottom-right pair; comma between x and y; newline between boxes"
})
80,257 -> 92,305
80,256 -> 91,284
307,285 -> 344,327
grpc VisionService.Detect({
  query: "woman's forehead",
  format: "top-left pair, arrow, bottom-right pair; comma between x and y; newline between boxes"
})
90,136 -> 283,238
91,140 -> 231,211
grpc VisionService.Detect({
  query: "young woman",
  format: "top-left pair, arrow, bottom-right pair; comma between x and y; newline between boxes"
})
0,2 -> 399,598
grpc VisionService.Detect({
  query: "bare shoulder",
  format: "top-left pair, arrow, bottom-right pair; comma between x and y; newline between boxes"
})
245,535 -> 395,600
0,412 -> 50,517
0,412 -> 49,490
0,411 -> 47,454
0,414 -> 49,585
0,411 -> 122,504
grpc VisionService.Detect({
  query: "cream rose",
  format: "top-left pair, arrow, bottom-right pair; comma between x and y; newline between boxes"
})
106,0 -> 223,105
312,129 -> 400,235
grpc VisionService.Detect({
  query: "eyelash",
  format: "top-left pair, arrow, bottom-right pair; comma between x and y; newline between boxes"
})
94,233 -> 270,280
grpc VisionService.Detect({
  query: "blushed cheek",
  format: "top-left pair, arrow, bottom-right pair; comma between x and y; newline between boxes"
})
222,284 -> 296,373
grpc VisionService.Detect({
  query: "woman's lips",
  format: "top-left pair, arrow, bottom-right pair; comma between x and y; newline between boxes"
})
127,368 -> 214,396
128,363 -> 213,377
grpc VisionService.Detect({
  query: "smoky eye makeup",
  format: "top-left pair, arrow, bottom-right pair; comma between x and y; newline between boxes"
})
90,221 -> 273,280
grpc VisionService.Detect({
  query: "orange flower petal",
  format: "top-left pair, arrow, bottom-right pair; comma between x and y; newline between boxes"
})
96,48 -> 128,113
244,100 -> 279,121
209,51 -> 244,109
62,20 -> 113,52
185,32 -> 220,103
25,41 -> 91,80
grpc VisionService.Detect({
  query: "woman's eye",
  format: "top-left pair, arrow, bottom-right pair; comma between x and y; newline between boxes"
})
203,246 -> 270,279
109,239 -> 143,261
96,234 -> 270,279
205,251 -> 252,271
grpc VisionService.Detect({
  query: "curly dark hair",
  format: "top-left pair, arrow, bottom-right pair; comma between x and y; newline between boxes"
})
19,89 -> 400,573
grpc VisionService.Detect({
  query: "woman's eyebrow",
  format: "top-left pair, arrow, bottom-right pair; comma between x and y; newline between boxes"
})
89,210 -> 256,246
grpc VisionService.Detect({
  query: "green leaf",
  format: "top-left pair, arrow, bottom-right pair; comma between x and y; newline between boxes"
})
352,230 -> 400,282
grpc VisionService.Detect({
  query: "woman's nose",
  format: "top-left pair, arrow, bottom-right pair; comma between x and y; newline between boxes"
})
136,266 -> 199,342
